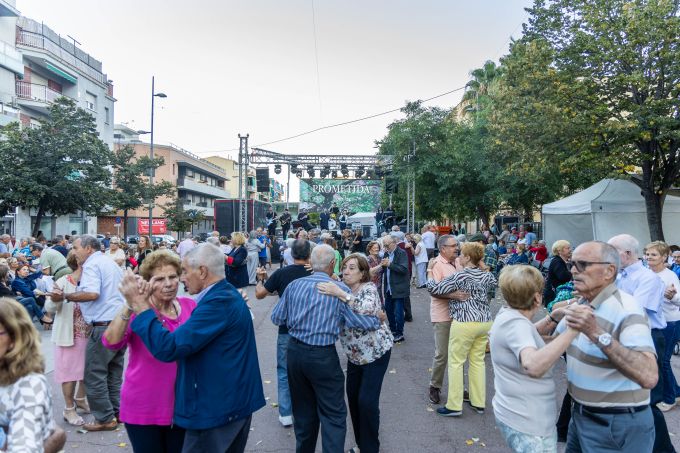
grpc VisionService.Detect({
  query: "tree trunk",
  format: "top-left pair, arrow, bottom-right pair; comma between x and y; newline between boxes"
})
32,206 -> 45,237
476,206 -> 489,229
642,187 -> 665,241
123,210 -> 129,240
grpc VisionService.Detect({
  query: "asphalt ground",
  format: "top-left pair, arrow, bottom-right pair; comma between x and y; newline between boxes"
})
39,279 -> 680,452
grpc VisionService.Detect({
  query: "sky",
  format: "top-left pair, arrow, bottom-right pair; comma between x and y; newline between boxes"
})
17,0 -> 532,200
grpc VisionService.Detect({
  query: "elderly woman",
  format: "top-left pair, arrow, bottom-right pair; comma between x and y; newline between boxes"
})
11,264 -> 52,327
543,240 -> 572,305
507,240 -> 530,265
645,241 -> 680,411
0,265 -> 51,327
44,252 -> 90,426
0,297 -> 66,453
103,251 -> 196,453
318,254 -> 392,453
226,232 -> 249,289
426,242 -> 497,417
490,265 -> 578,452
246,231 -> 264,285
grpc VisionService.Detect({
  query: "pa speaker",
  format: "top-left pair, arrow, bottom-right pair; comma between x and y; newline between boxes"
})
256,168 -> 270,192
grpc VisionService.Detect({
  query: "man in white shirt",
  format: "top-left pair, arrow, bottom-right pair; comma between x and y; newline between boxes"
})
421,225 -> 436,260
177,232 -> 195,259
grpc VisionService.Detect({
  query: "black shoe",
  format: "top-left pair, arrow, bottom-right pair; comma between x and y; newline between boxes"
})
467,402 -> 484,414
436,407 -> 462,417
463,390 -> 470,402
405,316 -> 413,322
429,386 -> 441,404
393,335 -> 405,343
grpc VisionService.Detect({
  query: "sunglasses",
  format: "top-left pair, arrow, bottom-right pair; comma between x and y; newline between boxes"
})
569,260 -> 613,272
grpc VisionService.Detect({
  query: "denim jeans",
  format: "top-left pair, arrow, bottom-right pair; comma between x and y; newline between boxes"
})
416,262 -> 427,287
18,297 -> 44,321
276,333 -> 292,417
662,321 -> 680,404
384,293 -> 404,338
566,405 -> 654,453
496,417 -> 557,453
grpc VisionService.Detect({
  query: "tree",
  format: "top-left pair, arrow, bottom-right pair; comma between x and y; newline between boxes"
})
516,0 -> 680,240
461,60 -> 502,118
162,197 -> 206,237
110,145 -> 175,238
0,97 -> 113,236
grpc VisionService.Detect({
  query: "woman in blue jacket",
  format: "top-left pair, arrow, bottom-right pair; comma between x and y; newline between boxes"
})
9,263 -> 52,325
226,232 -> 249,289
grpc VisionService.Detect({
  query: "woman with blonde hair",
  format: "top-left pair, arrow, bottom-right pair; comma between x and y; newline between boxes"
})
226,232 -> 249,289
103,250 -> 196,452
644,241 -> 680,411
45,252 -> 90,426
490,265 -> 578,452
0,297 -> 65,452
426,242 -> 497,417
543,240 -> 572,306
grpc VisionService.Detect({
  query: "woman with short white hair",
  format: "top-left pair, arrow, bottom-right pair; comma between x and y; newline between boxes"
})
543,240 -> 572,306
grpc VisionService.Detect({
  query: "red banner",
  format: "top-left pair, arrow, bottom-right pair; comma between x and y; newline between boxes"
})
137,218 -> 167,235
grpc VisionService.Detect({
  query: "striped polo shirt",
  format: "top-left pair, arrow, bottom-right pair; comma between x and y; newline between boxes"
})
555,283 -> 656,407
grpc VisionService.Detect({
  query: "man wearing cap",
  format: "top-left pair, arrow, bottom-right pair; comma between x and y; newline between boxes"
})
105,237 -> 126,271
30,243 -> 71,280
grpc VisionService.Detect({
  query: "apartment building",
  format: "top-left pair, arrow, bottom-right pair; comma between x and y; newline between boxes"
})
2,12 -> 116,238
103,125 -> 232,237
205,155 -> 273,202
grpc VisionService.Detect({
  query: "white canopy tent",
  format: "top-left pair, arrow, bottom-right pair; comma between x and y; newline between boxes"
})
347,212 -> 377,238
542,179 -> 680,250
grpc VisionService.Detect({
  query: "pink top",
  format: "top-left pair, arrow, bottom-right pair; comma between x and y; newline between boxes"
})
102,297 -> 196,425
430,255 -> 459,322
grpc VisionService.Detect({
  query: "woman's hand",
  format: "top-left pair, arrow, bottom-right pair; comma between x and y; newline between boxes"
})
119,270 -> 152,314
317,281 -> 347,299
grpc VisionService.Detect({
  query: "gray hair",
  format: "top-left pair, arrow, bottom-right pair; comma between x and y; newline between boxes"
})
598,242 -> 621,273
79,234 -> 100,250
456,234 -> 467,243
608,234 -> 640,258
206,237 -> 220,247
184,243 -> 226,278
248,230 -> 259,242
183,232 -> 192,239
0,234 -> 9,240
437,234 -> 457,249
311,244 -> 336,272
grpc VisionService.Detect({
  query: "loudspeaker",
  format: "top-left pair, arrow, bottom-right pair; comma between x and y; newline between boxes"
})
255,168 -> 270,192
385,175 -> 398,194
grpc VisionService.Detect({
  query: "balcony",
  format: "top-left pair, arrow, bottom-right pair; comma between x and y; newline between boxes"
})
181,199 -> 212,215
177,177 -> 229,199
16,80 -> 69,104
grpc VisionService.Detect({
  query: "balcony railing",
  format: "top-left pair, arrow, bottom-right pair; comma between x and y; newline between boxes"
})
16,80 -> 68,104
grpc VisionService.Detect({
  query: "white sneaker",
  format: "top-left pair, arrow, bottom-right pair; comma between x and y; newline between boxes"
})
279,415 -> 293,427
657,402 -> 675,412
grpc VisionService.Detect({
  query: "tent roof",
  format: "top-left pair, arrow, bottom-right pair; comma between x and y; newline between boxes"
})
543,179 -> 680,214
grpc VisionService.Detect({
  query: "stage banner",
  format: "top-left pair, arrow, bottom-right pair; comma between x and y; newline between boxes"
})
299,179 -> 381,212
138,218 -> 167,235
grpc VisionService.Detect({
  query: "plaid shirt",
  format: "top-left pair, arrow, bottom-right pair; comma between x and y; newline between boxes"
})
484,248 -> 498,270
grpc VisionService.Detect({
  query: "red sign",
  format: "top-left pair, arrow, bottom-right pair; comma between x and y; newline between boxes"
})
137,218 -> 167,235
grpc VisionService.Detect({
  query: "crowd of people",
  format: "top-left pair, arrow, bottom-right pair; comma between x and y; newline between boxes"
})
0,219 -> 679,452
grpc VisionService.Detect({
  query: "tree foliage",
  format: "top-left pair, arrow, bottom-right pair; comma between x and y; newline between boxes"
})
110,145 -> 175,238
0,98 -> 113,236
162,197 -> 206,236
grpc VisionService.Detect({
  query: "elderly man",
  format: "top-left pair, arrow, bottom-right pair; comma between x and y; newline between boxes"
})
382,234 -> 410,342
50,235 -> 125,431
0,234 -> 10,258
271,244 -> 383,453
176,232 -> 195,259
51,235 -> 69,257
121,243 -> 265,453
104,237 -> 126,271
427,235 -> 467,404
12,237 -> 32,260
256,239 -> 313,427
608,234 -> 674,453
552,241 -> 658,452
30,243 -> 71,280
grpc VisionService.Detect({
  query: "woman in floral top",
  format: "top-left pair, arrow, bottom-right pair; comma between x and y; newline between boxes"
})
318,253 -> 392,453
365,241 -> 384,304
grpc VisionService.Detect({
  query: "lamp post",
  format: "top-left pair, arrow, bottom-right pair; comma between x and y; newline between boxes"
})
146,76 -> 166,236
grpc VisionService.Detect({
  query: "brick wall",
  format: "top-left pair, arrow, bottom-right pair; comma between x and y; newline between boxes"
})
97,216 -> 117,235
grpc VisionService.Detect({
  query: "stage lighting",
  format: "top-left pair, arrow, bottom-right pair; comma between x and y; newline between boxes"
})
307,166 -> 315,177
355,166 -> 364,177
274,164 -> 282,174
331,170 -> 338,178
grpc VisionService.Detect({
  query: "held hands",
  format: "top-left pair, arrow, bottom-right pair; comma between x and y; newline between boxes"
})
381,258 -> 390,267
665,284 -> 677,301
50,284 -> 64,302
564,304 -> 599,340
256,267 -> 268,282
118,270 -> 153,314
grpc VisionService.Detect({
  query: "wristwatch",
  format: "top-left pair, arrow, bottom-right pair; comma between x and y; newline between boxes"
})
344,293 -> 352,302
596,332 -> 612,349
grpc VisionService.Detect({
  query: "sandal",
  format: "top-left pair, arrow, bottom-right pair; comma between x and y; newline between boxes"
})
63,405 -> 84,426
75,397 -> 91,414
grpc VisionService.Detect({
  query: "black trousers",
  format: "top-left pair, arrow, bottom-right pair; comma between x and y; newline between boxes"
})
282,224 -> 290,239
287,338 -> 346,453
125,423 -> 185,453
651,328 -> 676,453
346,350 -> 391,453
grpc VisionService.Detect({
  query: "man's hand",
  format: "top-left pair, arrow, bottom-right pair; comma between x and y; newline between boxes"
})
381,258 -> 390,267
256,267 -> 268,282
50,284 -> 64,302
450,290 -> 469,301
118,270 -> 152,314
564,304 -> 598,341
665,284 -> 677,301
427,258 -> 437,273
377,310 -> 387,323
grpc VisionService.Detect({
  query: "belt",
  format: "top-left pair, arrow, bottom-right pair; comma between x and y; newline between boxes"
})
290,337 -> 334,348
52,266 -> 68,276
91,321 -> 112,327
573,401 -> 647,426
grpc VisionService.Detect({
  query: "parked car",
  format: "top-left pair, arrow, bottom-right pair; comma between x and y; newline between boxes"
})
153,234 -> 176,244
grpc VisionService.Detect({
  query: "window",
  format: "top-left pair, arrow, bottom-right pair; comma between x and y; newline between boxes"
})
104,107 -> 110,124
85,92 -> 96,112
186,169 -> 194,178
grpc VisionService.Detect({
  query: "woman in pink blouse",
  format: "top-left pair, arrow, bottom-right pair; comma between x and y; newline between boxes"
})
318,253 -> 392,453
102,250 -> 196,453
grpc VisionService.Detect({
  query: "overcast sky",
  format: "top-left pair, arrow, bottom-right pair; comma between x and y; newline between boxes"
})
18,0 -> 531,200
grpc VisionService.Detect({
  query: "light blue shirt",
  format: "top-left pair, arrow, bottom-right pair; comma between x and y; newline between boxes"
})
617,261 -> 666,330
193,282 -> 218,304
386,249 -> 395,294
77,251 -> 125,323
0,242 -> 7,255
524,232 -> 537,246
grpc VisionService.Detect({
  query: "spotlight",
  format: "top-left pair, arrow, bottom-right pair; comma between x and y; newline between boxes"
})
307,166 -> 315,177
274,164 -> 282,174
291,164 -> 298,172
375,165 -> 383,177
295,170 -> 303,178
355,166 -> 364,177
331,170 -> 338,178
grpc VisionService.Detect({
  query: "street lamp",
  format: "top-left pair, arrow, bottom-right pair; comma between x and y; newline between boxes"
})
147,76 -> 166,237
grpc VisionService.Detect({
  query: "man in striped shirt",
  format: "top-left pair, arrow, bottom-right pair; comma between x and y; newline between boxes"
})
555,241 -> 658,452
271,244 -> 384,453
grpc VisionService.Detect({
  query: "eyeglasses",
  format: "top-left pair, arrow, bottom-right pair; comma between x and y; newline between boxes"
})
569,260 -> 613,272
0,331 -> 7,336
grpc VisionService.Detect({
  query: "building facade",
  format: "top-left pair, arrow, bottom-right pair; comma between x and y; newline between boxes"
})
103,125 -> 232,238
205,155 -> 262,201
3,12 -> 115,238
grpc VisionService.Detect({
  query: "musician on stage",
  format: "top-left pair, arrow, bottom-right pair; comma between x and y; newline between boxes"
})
266,207 -> 278,237
298,208 -> 312,231
280,208 -> 292,239
339,209 -> 349,231
330,202 -> 340,218
319,209 -> 330,231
